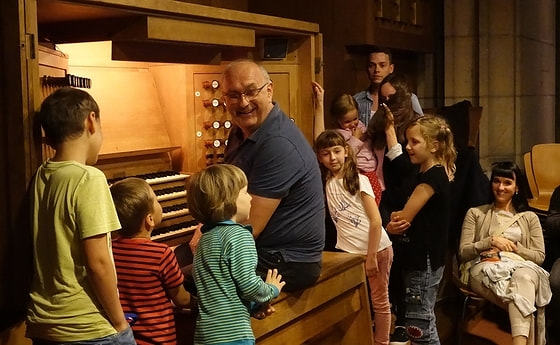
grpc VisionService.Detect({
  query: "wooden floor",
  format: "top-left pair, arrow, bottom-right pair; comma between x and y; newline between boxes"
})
436,296 -> 513,345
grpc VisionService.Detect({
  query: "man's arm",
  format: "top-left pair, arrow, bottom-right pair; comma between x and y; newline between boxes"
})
83,234 -> 128,332
168,285 -> 191,307
248,194 -> 281,238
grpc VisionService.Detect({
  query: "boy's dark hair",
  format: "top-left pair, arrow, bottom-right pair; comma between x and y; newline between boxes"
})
187,164 -> 247,224
490,161 -> 531,212
110,177 -> 155,237
38,87 -> 100,147
367,46 -> 393,64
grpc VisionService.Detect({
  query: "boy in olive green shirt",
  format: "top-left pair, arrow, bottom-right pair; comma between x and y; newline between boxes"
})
27,88 -> 135,344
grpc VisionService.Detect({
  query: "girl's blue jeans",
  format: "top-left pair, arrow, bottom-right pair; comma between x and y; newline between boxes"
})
402,256 -> 444,345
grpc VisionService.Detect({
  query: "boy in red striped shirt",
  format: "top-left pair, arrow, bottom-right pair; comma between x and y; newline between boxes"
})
110,177 -> 191,345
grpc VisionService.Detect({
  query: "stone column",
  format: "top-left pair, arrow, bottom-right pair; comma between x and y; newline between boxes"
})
445,0 -> 555,170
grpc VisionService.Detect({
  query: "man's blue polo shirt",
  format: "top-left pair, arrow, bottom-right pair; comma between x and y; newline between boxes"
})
224,103 -> 325,263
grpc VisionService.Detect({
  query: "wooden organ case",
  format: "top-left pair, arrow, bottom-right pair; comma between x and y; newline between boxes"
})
36,0 -> 323,251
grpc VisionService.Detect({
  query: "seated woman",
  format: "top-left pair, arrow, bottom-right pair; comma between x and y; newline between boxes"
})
459,161 -> 551,345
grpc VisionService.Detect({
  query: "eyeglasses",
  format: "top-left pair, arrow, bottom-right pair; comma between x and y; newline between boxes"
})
222,82 -> 270,104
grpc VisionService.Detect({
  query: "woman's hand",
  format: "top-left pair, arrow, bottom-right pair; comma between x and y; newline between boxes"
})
311,81 -> 324,109
490,236 -> 518,252
381,103 -> 395,130
365,252 -> 379,277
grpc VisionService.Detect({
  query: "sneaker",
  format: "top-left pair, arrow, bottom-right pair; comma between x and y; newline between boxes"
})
389,326 -> 409,345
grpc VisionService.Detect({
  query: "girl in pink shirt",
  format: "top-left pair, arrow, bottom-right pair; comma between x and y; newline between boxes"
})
313,82 -> 383,204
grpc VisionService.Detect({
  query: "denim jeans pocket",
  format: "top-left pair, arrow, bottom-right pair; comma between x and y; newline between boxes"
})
114,327 -> 136,345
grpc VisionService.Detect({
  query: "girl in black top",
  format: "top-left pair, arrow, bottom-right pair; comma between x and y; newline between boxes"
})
387,115 -> 456,344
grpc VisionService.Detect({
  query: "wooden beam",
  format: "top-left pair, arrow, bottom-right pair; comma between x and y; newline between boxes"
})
0,0 -> 40,338
113,16 -> 255,47
40,0 -> 319,34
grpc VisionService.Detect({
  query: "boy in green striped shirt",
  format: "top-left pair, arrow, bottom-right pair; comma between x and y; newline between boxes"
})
188,164 -> 285,345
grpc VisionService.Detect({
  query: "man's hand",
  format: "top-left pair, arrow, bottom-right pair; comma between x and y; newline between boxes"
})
189,223 -> 203,254
252,303 -> 276,320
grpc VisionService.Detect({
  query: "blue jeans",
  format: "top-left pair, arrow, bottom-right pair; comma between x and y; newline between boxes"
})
402,256 -> 443,345
33,327 -> 136,345
209,339 -> 255,345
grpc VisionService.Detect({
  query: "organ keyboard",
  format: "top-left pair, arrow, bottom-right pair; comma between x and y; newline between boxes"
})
99,150 -> 198,248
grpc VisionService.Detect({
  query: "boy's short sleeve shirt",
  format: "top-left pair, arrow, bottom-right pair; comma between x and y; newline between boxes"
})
75,168 -> 122,239
27,161 -> 121,342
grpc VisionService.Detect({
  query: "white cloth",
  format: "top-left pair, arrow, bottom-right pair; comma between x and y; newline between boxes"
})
480,259 -> 552,316
326,174 -> 391,255
385,143 -> 402,161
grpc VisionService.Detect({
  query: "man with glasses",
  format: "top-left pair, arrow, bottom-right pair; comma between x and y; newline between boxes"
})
222,60 -> 325,292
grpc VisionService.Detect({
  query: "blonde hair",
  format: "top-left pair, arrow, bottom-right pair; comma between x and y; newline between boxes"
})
314,130 -> 360,195
110,177 -> 155,237
187,164 -> 248,224
409,115 -> 457,181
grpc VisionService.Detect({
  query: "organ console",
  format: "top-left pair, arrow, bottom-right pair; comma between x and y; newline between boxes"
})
202,80 -> 220,90
202,98 -> 222,108
203,120 -> 221,130
107,169 -> 198,247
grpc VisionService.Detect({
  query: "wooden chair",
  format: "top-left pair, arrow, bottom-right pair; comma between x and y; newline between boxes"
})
523,152 -> 542,208
530,143 -> 560,212
451,255 -> 486,345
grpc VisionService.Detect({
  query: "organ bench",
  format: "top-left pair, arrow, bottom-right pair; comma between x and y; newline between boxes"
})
252,251 -> 373,345
177,251 -> 374,345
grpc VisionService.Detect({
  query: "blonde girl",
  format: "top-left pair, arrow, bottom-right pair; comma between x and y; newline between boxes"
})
312,82 -> 383,205
314,130 -> 393,345
386,115 -> 456,344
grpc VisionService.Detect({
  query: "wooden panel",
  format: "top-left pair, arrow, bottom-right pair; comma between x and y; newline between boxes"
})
149,64 -> 191,172
252,262 -> 365,337
256,289 -> 362,345
38,0 -> 319,34
268,72 -> 291,117
95,153 -> 173,180
0,0 -> 40,342
38,45 -> 68,73
252,252 -> 373,345
114,16 -> 255,48
71,65 -> 172,154
192,71 -> 230,170
263,65 -> 298,126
